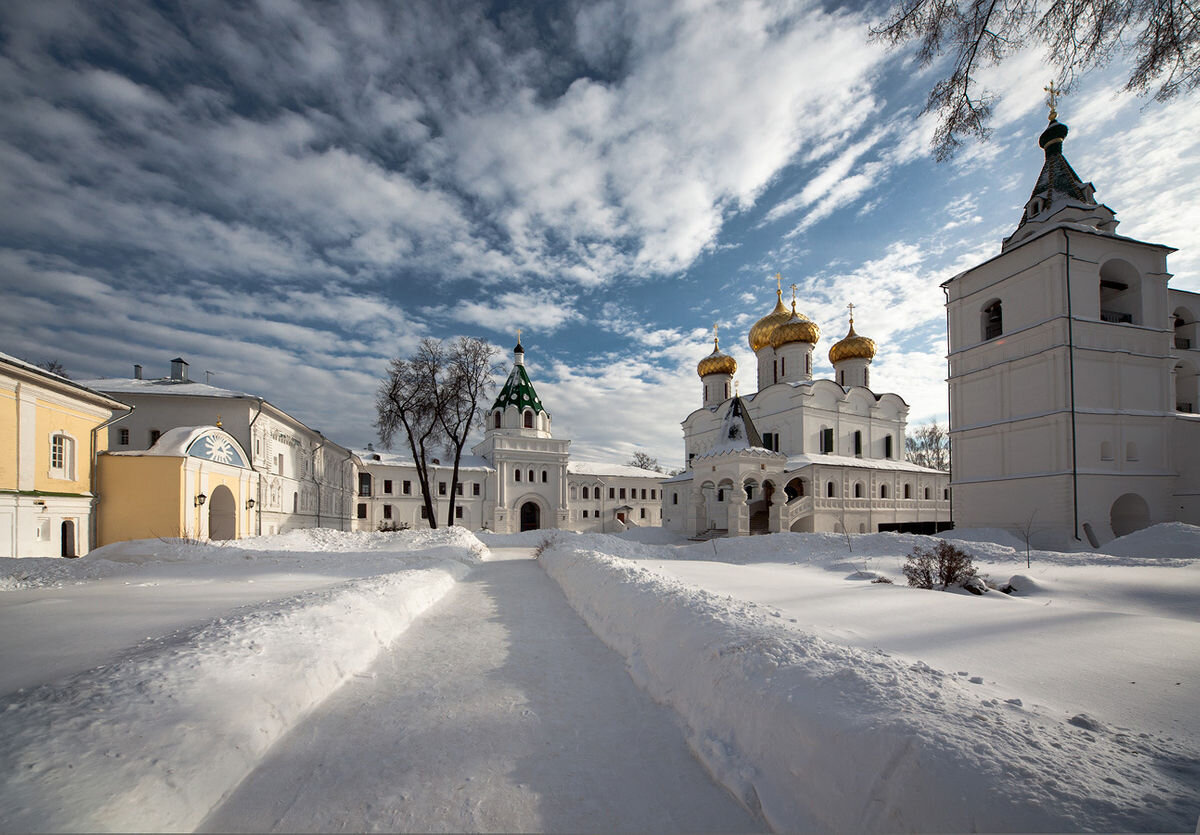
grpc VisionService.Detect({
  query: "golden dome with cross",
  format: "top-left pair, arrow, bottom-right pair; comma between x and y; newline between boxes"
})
748,273 -> 796,352
771,284 -> 820,348
697,324 -> 738,378
829,304 -> 876,363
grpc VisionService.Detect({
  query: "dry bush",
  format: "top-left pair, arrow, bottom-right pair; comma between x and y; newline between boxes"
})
903,540 -> 976,589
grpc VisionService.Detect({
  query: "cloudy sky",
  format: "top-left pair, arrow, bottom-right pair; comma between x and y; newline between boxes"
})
3,0 -> 1199,468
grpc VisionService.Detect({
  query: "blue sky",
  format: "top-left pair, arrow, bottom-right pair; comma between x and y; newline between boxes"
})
3,0 -> 1199,468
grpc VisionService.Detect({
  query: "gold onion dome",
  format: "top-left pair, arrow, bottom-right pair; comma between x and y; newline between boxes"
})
771,302 -> 820,348
748,288 -> 793,352
829,318 -> 876,364
697,336 -> 737,378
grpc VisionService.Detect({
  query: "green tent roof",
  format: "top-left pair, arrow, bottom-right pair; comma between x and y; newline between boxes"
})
491,364 -> 546,415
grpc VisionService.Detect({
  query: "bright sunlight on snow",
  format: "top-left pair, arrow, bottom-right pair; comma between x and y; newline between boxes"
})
0,524 -> 1197,832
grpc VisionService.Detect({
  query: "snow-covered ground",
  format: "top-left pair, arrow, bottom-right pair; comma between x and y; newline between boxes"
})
0,523 -> 1196,832
539,524 -> 1200,832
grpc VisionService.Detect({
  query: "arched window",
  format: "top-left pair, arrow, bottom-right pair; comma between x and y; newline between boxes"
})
880,483 -> 889,498
1099,259 -> 1142,325
853,430 -> 863,457
582,486 -> 589,499
541,470 -> 548,483
1100,441 -> 1113,461
923,486 -> 930,499
864,367 -> 869,388
904,483 -> 912,499
982,300 -> 1003,340
524,410 -> 534,428
1126,442 -> 1138,461
494,411 -> 502,428
515,469 -> 521,482
943,488 -> 949,500
853,482 -> 863,498
528,469 -> 534,483
672,492 -> 678,505
826,481 -> 836,497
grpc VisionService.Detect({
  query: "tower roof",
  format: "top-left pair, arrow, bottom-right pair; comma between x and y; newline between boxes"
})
717,395 -> 764,450
491,362 -> 545,415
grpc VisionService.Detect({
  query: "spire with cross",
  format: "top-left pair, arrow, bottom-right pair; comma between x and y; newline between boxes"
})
1044,80 -> 1060,121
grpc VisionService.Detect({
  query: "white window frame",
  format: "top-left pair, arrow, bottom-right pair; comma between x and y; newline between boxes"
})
49,432 -> 77,481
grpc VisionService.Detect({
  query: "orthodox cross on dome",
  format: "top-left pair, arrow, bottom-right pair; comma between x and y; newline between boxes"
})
713,322 -> 720,347
847,302 -> 855,325
1044,80 -> 1060,121
516,327 -> 522,345
775,272 -> 782,293
791,283 -> 798,302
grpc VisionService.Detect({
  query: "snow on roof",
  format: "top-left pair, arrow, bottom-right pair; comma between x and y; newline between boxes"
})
0,352 -> 130,409
567,461 -> 665,479
106,425 -> 227,457
75,376 -> 254,399
785,452 -> 944,474
352,449 -> 495,472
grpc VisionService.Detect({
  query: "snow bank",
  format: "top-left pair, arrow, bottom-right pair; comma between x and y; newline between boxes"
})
0,554 -> 475,831
0,526 -> 486,591
1097,522 -> 1200,559
540,543 -> 1199,833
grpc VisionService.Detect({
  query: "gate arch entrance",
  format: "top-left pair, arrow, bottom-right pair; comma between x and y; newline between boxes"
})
519,501 -> 541,532
209,484 -> 237,540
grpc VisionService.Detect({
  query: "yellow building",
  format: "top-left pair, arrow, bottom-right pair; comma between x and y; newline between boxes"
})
0,352 -> 130,557
98,426 -> 257,544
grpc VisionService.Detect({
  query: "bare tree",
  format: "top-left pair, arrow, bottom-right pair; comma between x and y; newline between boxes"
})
436,337 -> 500,527
39,359 -> 68,378
376,340 -> 447,528
627,451 -> 663,473
871,0 -> 1200,160
905,422 -> 950,471
1017,509 -> 1037,568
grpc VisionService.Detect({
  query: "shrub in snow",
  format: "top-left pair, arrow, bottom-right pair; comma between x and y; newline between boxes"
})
962,575 -> 988,595
902,541 -> 976,590
870,576 -> 894,584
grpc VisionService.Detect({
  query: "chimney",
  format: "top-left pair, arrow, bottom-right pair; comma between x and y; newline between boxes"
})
170,357 -> 189,382
133,364 -> 143,380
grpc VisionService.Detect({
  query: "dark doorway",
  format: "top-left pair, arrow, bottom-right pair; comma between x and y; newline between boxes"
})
61,520 -> 76,557
520,501 -> 541,532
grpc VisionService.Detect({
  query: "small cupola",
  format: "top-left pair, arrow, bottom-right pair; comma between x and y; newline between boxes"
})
829,304 -> 876,389
697,325 -> 737,408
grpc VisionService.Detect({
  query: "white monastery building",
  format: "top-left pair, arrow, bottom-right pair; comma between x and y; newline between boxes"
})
663,284 -> 950,537
77,358 -> 358,537
353,339 -> 665,534
944,104 -> 1200,548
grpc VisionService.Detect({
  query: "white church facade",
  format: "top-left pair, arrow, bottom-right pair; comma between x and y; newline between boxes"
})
353,339 -> 665,534
663,286 -> 950,537
945,106 -> 1200,548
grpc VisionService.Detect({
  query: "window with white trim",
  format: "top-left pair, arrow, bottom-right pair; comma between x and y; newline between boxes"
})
49,434 -> 75,480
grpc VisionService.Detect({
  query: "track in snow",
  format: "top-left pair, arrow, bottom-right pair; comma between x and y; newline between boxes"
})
201,547 -> 761,833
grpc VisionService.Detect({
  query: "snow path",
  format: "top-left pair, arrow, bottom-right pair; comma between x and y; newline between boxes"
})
201,547 -> 762,833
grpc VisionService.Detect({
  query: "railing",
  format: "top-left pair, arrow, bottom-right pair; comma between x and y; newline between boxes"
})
1179,402 -> 1195,414
1177,337 -> 1193,349
1100,309 -> 1133,324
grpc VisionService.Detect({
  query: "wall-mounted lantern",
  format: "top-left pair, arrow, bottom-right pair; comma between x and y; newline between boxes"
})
245,498 -> 256,510
195,493 -> 207,507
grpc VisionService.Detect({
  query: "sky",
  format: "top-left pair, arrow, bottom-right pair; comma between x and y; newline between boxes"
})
2,0 -> 1199,470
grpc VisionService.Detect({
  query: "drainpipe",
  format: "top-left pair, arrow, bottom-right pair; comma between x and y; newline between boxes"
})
248,397 -> 266,535
943,285 -> 953,530
341,448 -> 355,531
89,403 -> 134,552
1063,229 -> 1081,541
311,436 -> 326,529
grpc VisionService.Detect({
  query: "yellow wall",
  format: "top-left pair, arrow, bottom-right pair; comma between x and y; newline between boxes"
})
34,400 -> 108,494
0,383 -> 16,490
98,455 -> 184,545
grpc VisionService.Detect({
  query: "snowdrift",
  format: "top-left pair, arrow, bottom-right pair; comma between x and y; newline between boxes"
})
0,531 -> 483,832
541,541 -> 1199,832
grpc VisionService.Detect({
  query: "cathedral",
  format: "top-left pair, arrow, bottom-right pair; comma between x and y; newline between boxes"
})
662,281 -> 951,537
945,101 -> 1200,548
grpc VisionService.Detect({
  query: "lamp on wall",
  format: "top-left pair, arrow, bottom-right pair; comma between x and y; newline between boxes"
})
195,493 -> 207,507
246,498 -> 255,510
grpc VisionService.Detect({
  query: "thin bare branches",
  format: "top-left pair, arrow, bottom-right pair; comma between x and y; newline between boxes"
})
871,0 -> 1200,158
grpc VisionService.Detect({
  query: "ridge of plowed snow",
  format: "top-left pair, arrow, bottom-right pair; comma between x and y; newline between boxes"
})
540,541 -> 1199,832
0,545 -> 476,831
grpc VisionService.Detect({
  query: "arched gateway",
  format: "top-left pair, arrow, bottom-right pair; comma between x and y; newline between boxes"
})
520,501 -> 541,532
